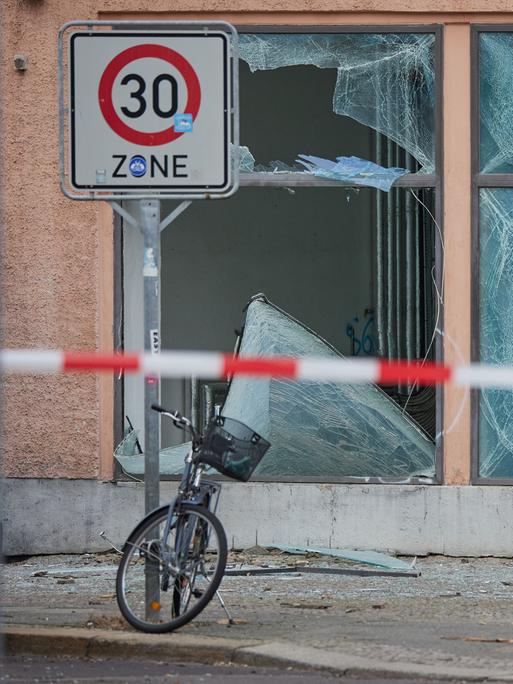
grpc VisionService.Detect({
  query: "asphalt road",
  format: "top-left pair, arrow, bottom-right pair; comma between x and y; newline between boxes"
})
0,655 -> 460,684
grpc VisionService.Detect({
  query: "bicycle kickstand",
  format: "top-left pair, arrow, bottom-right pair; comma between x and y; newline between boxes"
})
216,589 -> 235,625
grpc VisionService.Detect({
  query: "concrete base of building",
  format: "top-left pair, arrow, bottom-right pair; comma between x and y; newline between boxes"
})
3,478 -> 513,557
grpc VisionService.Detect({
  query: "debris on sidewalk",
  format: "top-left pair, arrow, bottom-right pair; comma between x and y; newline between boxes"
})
267,544 -> 417,571
5,552 -> 513,681
443,635 -> 513,644
279,601 -> 332,610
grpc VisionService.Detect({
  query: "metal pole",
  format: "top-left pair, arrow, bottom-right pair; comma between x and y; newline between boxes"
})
395,146 -> 403,391
141,199 -> 161,514
414,191 -> 422,358
139,198 -> 161,619
386,138 -> 396,361
375,132 -> 386,358
405,158 -> 415,369
108,198 -> 193,620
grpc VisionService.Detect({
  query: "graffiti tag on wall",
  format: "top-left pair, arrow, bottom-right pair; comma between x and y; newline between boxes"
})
346,310 -> 376,356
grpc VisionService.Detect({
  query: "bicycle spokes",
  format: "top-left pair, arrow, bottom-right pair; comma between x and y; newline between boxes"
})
117,504 -> 227,631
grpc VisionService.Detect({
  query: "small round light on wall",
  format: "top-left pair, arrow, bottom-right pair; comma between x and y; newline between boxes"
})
14,54 -> 28,71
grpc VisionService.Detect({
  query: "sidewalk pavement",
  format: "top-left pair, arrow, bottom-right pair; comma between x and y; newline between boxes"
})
3,549 -> 513,681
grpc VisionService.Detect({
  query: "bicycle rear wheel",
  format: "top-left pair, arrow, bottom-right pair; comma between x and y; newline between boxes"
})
116,503 -> 227,633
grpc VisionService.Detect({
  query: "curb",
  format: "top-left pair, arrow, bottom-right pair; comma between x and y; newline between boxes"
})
4,625 -> 513,682
3,626 -> 263,665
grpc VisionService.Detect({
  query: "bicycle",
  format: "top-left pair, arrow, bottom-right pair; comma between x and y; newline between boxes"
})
116,403 -> 270,633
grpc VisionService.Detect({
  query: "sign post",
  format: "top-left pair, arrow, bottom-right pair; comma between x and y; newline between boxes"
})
140,198 -> 161,617
59,20 -> 239,619
140,199 -> 161,515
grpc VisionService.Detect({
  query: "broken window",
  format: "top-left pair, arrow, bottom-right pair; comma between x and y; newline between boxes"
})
479,189 -> 513,477
477,33 -> 513,479
480,32 -> 513,173
118,29 -> 441,482
238,33 -> 435,173
118,293 -> 435,479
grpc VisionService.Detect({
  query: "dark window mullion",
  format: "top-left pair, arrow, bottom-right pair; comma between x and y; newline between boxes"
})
476,174 -> 513,188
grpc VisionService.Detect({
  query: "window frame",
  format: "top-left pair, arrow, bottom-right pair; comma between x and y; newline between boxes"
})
114,23 -> 445,485
471,25 -> 513,484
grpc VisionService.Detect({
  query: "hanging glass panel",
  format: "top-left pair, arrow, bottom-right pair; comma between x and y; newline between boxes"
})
239,33 -> 436,173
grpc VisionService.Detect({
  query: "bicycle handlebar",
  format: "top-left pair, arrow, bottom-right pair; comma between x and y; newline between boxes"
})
151,403 -> 198,441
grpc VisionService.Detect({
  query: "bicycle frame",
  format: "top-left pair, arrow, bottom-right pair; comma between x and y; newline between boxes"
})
160,447 -> 222,573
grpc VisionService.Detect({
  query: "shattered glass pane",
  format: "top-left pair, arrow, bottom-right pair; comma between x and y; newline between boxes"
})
114,429 -> 141,457
254,160 -> 304,173
115,441 -> 189,477
222,297 -> 435,479
480,33 -> 513,173
240,147 -> 409,191
296,154 -> 408,192
479,189 -> 513,477
237,145 -> 255,172
239,33 -> 435,173
267,545 -> 415,570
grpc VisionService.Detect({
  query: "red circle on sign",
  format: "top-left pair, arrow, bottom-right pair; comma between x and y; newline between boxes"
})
98,44 -> 201,146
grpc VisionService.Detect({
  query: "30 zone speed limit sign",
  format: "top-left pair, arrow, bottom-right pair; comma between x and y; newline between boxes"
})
63,23 -> 238,197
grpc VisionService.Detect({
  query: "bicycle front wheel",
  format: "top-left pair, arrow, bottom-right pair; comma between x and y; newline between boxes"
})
116,503 -> 227,633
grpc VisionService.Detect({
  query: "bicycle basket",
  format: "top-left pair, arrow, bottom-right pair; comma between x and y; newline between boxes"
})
199,415 -> 270,482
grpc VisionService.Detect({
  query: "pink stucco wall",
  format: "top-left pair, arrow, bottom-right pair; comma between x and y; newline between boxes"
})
0,0 -> 511,480
1,1 -> 118,478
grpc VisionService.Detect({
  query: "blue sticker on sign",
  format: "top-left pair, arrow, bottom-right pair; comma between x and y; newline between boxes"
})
174,113 -> 193,133
129,155 -> 147,177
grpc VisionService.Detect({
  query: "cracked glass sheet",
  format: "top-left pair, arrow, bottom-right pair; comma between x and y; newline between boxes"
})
239,33 -> 435,173
479,189 -> 513,477
240,145 -> 256,172
235,144 -> 256,172
234,145 -> 302,173
115,440 -> 189,476
480,33 -> 513,173
114,429 -> 141,458
222,297 -> 434,479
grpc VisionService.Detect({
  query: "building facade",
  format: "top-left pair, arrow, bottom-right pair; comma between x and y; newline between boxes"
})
3,0 -> 513,555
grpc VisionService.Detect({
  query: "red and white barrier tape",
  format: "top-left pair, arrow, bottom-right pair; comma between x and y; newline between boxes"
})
2,349 -> 513,389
